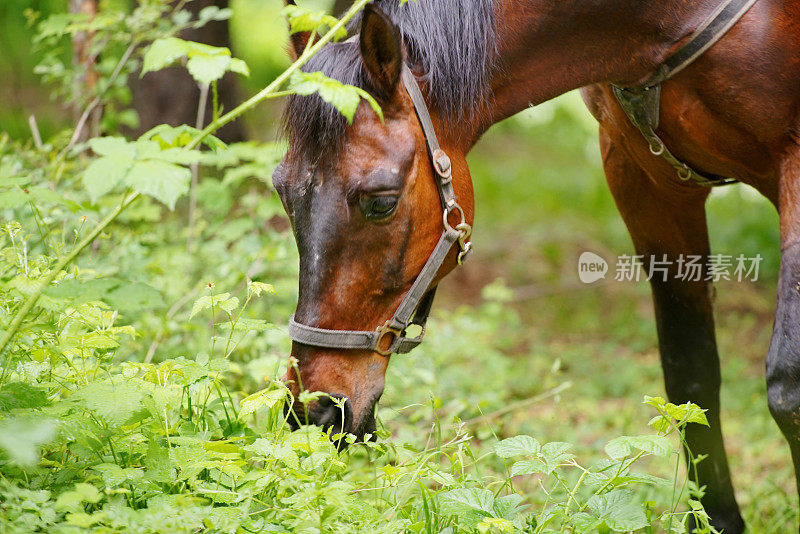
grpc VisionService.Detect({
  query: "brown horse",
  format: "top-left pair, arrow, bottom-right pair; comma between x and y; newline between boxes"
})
273,1 -> 800,531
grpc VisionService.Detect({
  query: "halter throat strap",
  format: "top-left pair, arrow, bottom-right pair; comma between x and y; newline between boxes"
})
288,64 -> 472,356
613,0 -> 757,187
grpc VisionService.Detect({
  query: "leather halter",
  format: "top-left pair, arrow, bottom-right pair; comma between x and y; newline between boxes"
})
288,64 -> 473,356
613,0 -> 758,186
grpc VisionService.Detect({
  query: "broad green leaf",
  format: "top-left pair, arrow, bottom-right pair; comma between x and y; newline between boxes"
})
83,154 -> 133,202
92,463 -> 144,486
141,37 -> 189,75
55,483 -> 101,511
142,37 -> 248,86
88,136 -> 134,158
510,459 -> 547,477
539,442 -> 575,470
139,124 -> 227,152
665,402 -> 709,426
238,387 -> 287,419
605,435 -> 672,459
289,70 -> 382,124
44,277 -> 164,312
190,292 -> 239,318
74,382 -> 145,426
494,435 -> 540,458
186,53 -> 231,85
493,493 -> 525,519
79,332 -> 119,349
247,280 -> 276,298
104,281 -> 165,312
0,382 -> 49,411
477,518 -> 514,533
229,58 -> 250,77
281,5 -> 347,40
125,160 -> 190,210
0,188 -> 29,210
439,487 -> 495,515
0,417 -> 57,465
587,490 -> 648,532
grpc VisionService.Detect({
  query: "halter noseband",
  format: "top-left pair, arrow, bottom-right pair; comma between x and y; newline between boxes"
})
287,64 -> 473,357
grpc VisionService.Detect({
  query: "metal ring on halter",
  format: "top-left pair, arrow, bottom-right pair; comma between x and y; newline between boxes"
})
442,203 -> 466,233
677,166 -> 693,181
649,139 -> 665,156
373,321 -> 402,357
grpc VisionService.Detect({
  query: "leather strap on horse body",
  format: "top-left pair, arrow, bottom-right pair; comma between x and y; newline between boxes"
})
288,63 -> 473,356
612,0 -> 758,186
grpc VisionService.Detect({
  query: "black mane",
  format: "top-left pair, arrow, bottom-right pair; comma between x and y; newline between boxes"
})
283,0 -> 497,162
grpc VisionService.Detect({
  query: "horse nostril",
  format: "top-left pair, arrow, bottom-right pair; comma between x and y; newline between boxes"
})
309,393 -> 352,436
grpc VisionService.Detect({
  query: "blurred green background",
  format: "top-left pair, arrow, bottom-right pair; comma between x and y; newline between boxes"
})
0,0 -> 791,528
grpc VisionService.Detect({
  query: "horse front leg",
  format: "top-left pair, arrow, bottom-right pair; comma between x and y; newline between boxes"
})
599,128 -> 744,533
766,153 -> 800,529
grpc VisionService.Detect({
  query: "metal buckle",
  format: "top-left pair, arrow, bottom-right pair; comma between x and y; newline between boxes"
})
432,148 -> 452,181
374,321 -> 402,357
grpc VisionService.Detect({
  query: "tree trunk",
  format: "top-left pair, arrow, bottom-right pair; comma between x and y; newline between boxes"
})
70,0 -> 100,142
129,0 -> 245,143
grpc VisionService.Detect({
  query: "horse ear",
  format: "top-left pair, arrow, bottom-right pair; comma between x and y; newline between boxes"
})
285,0 -> 311,60
359,4 -> 403,99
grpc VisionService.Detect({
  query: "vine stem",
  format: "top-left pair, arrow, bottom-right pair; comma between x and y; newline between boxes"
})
186,0 -> 371,150
0,192 -> 140,359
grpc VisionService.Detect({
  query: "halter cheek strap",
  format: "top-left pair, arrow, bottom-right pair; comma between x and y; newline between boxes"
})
288,63 -> 473,357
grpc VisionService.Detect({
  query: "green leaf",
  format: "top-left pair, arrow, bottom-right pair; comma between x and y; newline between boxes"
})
0,417 -> 57,465
494,435 -> 540,458
281,5 -> 347,40
247,280 -> 276,298
605,435 -> 673,460
587,490 -> 648,532
0,383 -> 49,411
141,37 -> 189,75
125,160 -> 190,209
539,442 -> 575,470
141,37 -> 248,86
88,136 -> 134,158
83,154 -> 133,202
190,292 -> 239,318
44,277 -> 164,312
665,402 -> 709,426
439,488 -> 495,515
92,463 -> 144,486
238,387 -> 287,419
186,53 -> 231,85
290,71 -> 374,124
104,281 -> 165,312
55,483 -> 101,511
229,58 -> 250,77
74,382 -> 145,426
510,459 -> 548,477
0,188 -> 29,210
493,494 -> 526,519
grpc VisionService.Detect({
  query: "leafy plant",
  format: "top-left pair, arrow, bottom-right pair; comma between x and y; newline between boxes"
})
0,0 -> 724,532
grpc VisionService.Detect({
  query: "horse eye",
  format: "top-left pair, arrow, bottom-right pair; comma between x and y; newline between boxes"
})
360,194 -> 399,221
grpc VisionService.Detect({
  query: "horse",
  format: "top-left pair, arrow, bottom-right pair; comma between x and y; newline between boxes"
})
272,1 -> 800,531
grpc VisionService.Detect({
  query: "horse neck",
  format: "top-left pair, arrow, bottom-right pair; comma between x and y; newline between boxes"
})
457,0 -> 726,147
